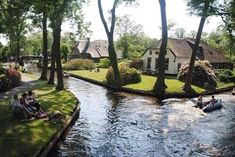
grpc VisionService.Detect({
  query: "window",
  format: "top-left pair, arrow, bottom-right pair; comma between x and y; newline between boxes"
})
165,58 -> 169,70
147,57 -> 151,69
154,58 -> 169,71
149,51 -> 152,55
177,63 -> 181,71
155,58 -> 159,70
155,51 -> 158,55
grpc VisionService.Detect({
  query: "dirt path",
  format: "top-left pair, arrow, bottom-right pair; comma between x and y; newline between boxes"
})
0,73 -> 39,99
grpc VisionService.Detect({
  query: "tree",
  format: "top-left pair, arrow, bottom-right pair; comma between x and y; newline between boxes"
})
116,34 -> 156,59
0,0 -> 32,61
98,0 -> 137,87
153,0 -> 168,96
214,0 -> 235,59
48,0 -> 87,90
33,1 -> 49,80
174,27 -> 186,38
61,44 -> 70,62
115,15 -> 144,59
183,0 -> 216,92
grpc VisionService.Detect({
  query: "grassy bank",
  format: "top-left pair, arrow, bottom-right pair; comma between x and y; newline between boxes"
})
0,81 -> 77,157
69,69 -> 234,94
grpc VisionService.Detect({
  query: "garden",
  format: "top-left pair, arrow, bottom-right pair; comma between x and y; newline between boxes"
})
63,59 -> 235,94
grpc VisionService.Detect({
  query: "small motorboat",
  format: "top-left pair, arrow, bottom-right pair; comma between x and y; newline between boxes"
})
202,99 -> 222,113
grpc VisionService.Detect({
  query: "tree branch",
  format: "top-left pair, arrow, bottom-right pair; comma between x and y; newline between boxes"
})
98,0 -> 110,36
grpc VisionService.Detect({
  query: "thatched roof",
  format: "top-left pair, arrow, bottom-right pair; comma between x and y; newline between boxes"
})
143,38 -> 230,63
72,39 -> 122,59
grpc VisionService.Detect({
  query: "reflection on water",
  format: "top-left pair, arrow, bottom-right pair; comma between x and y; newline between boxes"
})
49,77 -> 235,157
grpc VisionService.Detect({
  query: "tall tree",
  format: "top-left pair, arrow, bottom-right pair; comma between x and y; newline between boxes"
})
183,0 -> 216,92
115,15 -> 144,59
31,0 -> 52,80
153,0 -> 168,96
48,0 -> 87,90
215,0 -> 235,59
98,0 -> 137,87
1,0 -> 32,61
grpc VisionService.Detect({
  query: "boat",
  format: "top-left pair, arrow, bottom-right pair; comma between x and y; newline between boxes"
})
202,99 -> 222,113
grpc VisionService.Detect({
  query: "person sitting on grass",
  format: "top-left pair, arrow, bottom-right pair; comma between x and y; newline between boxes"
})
20,93 -> 37,113
9,94 -> 35,120
27,90 -> 43,113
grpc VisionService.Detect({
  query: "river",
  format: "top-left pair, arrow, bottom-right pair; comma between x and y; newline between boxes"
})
46,77 -> 235,157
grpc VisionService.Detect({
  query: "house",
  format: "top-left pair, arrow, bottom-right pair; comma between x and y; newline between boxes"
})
142,38 -> 232,75
70,38 -> 123,62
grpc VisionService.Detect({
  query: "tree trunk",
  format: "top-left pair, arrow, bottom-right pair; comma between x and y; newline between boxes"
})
153,0 -> 168,96
108,38 -> 122,86
39,11 -> 48,81
48,34 -> 55,85
98,0 -> 121,87
54,20 -> 64,90
182,2 -> 210,92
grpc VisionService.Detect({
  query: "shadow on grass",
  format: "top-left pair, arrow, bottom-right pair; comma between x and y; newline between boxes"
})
0,83 -> 77,157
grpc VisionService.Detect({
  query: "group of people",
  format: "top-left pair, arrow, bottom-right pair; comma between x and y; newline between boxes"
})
9,90 -> 44,120
195,95 -> 217,109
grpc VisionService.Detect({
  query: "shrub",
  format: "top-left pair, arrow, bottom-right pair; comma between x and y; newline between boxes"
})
6,68 -> 21,87
63,59 -> 95,70
129,59 -> 143,70
0,62 -> 4,74
177,60 -> 217,90
98,58 -> 110,68
214,69 -> 235,83
106,62 -> 141,85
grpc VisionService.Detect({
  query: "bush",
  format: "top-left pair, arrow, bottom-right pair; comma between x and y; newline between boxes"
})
98,58 -> 110,68
0,74 -> 11,91
177,60 -> 217,90
6,68 -> 21,87
214,69 -> 235,83
129,59 -> 143,70
106,62 -> 141,85
63,59 -> 95,70
0,62 -> 4,74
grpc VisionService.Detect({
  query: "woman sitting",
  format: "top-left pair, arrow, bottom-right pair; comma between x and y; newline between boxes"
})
27,90 -> 43,113
9,94 -> 34,120
20,93 -> 37,113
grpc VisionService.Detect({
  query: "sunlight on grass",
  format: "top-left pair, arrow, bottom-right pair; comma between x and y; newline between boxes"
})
69,69 -> 205,93
69,68 -> 108,82
0,82 -> 77,157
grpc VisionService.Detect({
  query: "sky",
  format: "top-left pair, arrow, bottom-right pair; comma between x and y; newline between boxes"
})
0,0 -> 223,45
69,0 -> 222,41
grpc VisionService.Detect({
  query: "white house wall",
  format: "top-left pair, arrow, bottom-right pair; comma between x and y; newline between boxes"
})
142,49 -> 190,75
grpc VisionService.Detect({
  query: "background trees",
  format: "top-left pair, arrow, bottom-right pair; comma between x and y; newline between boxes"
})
115,15 -> 156,59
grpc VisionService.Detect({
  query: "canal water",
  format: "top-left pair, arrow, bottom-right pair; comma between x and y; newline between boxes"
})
48,77 -> 235,157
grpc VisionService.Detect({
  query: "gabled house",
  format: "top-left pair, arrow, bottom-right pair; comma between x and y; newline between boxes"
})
142,38 -> 232,75
70,38 -> 123,62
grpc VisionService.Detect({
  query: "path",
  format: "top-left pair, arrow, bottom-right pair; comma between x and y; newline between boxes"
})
0,73 -> 39,99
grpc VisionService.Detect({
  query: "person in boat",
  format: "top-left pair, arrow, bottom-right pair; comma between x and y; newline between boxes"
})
196,95 -> 204,109
207,95 -> 217,107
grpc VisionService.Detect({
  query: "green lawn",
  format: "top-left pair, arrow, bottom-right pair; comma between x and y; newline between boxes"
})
0,82 -> 77,157
69,68 -> 234,94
